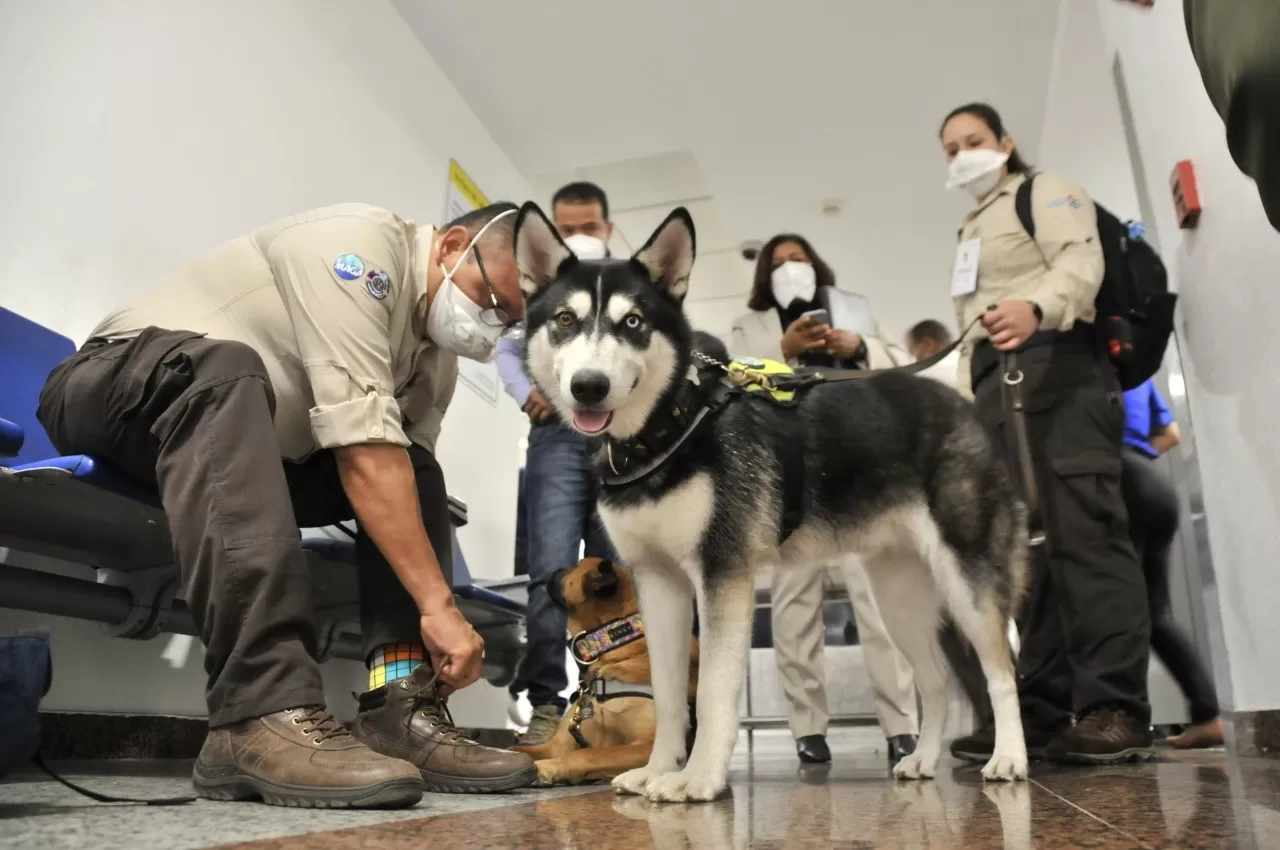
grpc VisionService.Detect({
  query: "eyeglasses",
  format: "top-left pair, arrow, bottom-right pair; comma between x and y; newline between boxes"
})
472,246 -> 521,335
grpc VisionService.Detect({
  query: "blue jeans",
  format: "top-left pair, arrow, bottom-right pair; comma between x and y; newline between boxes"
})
511,421 -> 615,708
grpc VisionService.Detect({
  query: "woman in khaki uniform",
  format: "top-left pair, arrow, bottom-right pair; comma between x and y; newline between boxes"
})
730,233 -> 919,767
938,104 -> 1153,766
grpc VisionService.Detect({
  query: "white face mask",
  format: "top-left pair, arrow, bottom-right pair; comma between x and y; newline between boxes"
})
426,209 -> 517,361
770,261 -> 818,307
946,148 -> 1010,200
562,233 -> 608,260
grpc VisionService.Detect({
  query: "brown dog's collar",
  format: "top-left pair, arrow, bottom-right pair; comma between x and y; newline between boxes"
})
570,613 -> 644,666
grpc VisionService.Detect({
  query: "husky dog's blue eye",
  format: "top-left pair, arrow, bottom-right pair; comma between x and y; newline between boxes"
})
555,310 -> 576,328
623,314 -> 643,330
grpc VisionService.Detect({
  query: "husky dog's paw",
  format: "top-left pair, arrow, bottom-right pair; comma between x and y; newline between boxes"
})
892,753 -> 937,780
613,767 -> 656,796
643,769 -> 726,803
981,748 -> 1029,782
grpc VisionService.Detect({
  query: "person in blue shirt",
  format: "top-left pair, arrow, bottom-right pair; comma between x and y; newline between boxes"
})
495,182 -> 618,746
1121,379 -> 1222,748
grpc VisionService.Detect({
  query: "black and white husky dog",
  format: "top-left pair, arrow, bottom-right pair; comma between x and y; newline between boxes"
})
513,202 -> 1029,803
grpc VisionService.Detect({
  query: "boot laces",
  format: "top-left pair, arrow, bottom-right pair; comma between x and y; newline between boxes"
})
295,706 -> 349,743
406,672 -> 475,746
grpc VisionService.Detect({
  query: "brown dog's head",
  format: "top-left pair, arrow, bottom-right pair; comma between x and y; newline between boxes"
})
549,557 -> 637,633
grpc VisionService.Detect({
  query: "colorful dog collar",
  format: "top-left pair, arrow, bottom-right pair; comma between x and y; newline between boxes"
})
570,613 -> 645,665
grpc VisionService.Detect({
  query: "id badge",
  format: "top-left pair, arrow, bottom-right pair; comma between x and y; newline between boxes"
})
951,238 -> 981,297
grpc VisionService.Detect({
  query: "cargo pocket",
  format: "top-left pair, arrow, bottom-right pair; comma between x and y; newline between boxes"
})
113,328 -> 206,423
1043,389 -> 1127,545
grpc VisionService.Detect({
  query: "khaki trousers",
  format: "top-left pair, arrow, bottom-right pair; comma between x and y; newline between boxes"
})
770,560 -> 918,739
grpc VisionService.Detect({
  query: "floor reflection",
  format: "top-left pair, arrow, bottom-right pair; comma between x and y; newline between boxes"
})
13,730 -> 1279,849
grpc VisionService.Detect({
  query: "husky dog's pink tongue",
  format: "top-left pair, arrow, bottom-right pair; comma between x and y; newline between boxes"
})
572,410 -> 612,434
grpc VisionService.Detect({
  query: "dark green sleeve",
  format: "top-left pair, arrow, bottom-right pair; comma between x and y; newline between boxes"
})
1185,0 -> 1280,231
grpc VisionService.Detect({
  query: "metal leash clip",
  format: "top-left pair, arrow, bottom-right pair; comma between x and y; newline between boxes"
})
725,364 -> 776,392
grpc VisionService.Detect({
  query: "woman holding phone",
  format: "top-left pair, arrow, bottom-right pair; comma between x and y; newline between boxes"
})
729,234 -> 919,767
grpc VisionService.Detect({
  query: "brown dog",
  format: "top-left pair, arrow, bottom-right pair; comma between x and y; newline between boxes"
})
511,557 -> 699,786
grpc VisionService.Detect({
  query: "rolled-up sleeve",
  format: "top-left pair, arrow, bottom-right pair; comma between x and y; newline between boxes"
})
1029,174 -> 1105,331
266,216 -> 410,449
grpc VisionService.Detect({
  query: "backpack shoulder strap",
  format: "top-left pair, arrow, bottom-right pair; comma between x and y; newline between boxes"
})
1014,173 -> 1037,240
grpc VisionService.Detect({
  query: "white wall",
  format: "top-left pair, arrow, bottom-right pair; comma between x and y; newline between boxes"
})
1040,0 -> 1280,713
0,0 -> 526,723
1037,0 -> 1142,221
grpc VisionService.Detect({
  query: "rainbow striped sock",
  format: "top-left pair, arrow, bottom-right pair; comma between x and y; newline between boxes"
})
368,643 -> 425,690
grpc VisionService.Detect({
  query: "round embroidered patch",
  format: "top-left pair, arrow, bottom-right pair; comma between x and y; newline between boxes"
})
365,269 -> 391,300
333,253 -> 364,281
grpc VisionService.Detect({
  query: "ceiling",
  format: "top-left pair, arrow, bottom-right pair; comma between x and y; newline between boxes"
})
393,0 -> 1064,337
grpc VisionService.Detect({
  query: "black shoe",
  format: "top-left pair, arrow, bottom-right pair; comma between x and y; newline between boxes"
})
887,734 -> 918,767
950,722 -> 1059,764
796,734 -> 831,764
1046,708 -> 1156,765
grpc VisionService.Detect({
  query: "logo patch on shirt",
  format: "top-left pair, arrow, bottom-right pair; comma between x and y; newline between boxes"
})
1046,195 -> 1082,210
333,253 -> 365,281
365,269 -> 391,301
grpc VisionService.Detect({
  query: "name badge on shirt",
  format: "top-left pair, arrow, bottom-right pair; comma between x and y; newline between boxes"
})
951,237 -> 981,297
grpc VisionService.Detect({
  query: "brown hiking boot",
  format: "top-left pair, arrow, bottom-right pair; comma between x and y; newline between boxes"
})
192,706 -> 422,808
1047,708 -> 1156,765
352,664 -> 537,793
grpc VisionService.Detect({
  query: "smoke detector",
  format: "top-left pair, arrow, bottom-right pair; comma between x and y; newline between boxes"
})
820,198 -> 843,217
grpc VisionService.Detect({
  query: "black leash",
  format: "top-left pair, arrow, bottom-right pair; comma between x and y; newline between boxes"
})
999,352 -> 1046,549
759,313 -> 987,393
31,752 -> 197,806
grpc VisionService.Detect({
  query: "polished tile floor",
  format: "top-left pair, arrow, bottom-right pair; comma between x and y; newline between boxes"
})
3,728 -> 1277,849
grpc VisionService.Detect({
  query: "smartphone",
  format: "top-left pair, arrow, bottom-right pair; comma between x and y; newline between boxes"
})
801,308 -> 830,326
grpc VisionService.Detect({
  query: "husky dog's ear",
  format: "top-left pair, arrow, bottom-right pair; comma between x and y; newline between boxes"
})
514,201 -> 574,298
632,207 -> 696,301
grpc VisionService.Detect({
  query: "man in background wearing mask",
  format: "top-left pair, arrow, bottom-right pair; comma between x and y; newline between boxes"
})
35,202 -> 537,807
495,181 -> 618,746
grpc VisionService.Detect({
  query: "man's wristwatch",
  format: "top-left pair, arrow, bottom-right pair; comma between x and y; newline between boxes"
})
1028,301 -> 1044,325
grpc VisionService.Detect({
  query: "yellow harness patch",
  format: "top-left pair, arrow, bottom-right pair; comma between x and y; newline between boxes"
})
725,357 -> 797,405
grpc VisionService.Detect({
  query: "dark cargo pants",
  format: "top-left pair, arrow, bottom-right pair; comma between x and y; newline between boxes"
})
36,327 -> 448,727
972,337 -> 1152,729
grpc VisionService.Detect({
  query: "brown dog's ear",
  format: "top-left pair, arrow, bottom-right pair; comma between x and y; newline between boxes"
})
584,559 -> 620,598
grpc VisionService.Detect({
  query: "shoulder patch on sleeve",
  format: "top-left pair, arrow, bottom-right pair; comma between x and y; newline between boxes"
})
332,253 -> 366,281
1045,194 -> 1082,210
364,269 -> 392,300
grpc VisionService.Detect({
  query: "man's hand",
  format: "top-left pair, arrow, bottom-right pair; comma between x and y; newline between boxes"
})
781,316 -> 829,360
523,390 -> 553,424
825,329 -> 864,360
418,598 -> 485,696
982,301 -> 1041,351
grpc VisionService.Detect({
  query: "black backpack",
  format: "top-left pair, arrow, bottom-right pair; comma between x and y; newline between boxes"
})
1014,175 -> 1177,390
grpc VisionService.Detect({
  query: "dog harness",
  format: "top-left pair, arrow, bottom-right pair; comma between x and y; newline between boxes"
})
566,612 -> 659,750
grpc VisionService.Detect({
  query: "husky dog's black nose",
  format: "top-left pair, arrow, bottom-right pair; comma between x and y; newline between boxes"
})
570,370 -> 611,405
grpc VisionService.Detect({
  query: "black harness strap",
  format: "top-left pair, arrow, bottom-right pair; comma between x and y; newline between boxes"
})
779,426 -> 807,543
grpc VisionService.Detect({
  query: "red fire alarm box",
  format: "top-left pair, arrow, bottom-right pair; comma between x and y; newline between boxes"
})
1171,159 -> 1202,228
